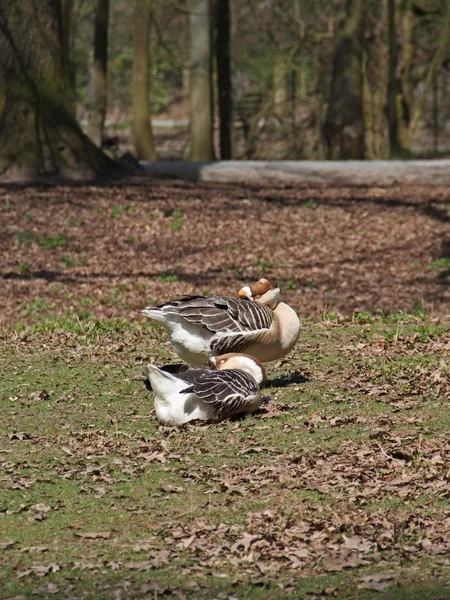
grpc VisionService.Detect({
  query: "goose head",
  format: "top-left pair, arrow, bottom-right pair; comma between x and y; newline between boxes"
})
238,278 -> 280,309
209,353 -> 266,385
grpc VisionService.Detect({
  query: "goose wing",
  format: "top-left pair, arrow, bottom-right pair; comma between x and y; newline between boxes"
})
180,369 -> 260,421
158,295 -> 274,334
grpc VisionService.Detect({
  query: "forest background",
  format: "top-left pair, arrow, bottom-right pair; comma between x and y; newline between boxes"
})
65,0 -> 450,164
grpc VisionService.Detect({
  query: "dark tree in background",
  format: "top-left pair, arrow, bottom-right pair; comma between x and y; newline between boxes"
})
87,0 -> 109,147
406,0 -> 450,145
189,0 -> 214,160
324,0 -> 365,159
61,0 -> 75,113
0,0 -> 118,180
132,0 -> 156,160
387,0 -> 400,157
215,0 -> 233,159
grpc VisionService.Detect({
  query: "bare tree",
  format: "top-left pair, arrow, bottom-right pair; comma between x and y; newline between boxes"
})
132,0 -> 157,160
398,0 -> 413,141
61,0 -> 75,114
406,0 -> 450,144
189,0 -> 214,160
387,0 -> 401,156
323,0 -> 365,159
215,0 -> 233,159
0,0 -> 120,181
88,0 -> 109,147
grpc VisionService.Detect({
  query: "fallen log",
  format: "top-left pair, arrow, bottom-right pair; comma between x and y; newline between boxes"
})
141,159 -> 450,186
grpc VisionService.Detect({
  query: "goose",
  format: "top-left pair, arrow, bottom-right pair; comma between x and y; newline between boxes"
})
142,278 -> 300,365
142,353 -> 266,426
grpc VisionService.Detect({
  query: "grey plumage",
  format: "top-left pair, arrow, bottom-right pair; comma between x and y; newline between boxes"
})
180,368 -> 261,421
155,295 -> 274,333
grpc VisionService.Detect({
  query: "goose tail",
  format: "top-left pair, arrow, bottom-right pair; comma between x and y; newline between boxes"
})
142,364 -> 186,396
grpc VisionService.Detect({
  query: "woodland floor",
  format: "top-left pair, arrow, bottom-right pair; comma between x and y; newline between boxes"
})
0,180 -> 450,599
0,181 -> 449,324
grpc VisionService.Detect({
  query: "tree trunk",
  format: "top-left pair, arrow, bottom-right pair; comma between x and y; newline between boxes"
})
387,0 -> 401,156
398,0 -> 413,142
0,0 -> 121,181
87,0 -> 109,147
189,0 -> 214,161
132,0 -> 156,161
61,0 -> 75,114
406,0 -> 450,144
273,54 -> 289,119
323,0 -> 365,159
432,71 -> 439,155
215,0 -> 232,159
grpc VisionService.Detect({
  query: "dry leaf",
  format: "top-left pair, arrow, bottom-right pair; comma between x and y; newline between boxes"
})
160,484 -> 184,493
74,531 -> 112,539
358,573 -> 395,592
231,533 -> 262,553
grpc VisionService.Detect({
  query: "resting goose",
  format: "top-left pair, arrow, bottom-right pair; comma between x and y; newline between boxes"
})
142,278 -> 300,365
142,353 -> 266,425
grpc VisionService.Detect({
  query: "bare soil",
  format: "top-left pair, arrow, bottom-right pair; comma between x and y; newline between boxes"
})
1,180 -> 449,325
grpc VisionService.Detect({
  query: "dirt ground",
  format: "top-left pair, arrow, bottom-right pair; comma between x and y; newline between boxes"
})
1,180 -> 449,325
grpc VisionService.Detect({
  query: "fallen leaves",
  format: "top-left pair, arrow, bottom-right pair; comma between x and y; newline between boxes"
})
1,183 -> 450,322
17,563 -> 61,578
31,582 -> 59,595
20,546 -> 49,554
231,533 -> 262,553
73,531 -> 112,540
160,484 -> 184,493
9,432 -> 32,441
358,573 -> 395,592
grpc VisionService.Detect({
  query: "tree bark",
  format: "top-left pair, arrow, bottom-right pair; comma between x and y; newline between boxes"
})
387,0 -> 401,156
215,0 -> 232,159
0,0 -> 120,181
323,0 -> 365,159
189,0 -> 214,161
87,0 -> 109,147
406,0 -> 450,144
432,71 -> 439,155
273,54 -> 289,119
398,0 -> 413,141
132,0 -> 157,161
61,0 -> 75,114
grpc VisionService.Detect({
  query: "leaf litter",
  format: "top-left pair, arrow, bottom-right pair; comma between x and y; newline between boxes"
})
1,182 -> 449,323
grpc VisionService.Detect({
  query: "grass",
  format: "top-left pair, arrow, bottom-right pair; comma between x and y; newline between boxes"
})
15,230 -> 35,247
170,208 -> 184,232
61,253 -> 75,268
111,205 -> 133,219
17,261 -> 31,274
1,314 -> 449,598
40,233 -> 66,250
157,272 -> 179,283
429,257 -> 450,280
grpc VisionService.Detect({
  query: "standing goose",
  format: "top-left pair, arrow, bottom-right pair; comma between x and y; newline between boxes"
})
142,353 -> 266,426
142,278 -> 300,365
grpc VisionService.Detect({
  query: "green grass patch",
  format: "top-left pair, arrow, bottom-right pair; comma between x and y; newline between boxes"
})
157,272 -> 179,283
40,233 -> 66,250
170,208 -> 184,232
